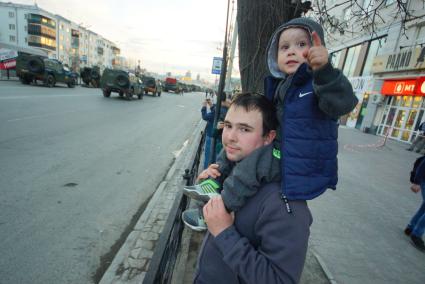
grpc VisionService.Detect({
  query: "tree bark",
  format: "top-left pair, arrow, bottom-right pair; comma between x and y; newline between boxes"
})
237,0 -> 302,93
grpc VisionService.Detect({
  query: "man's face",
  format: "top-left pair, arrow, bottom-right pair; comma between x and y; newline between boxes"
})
277,28 -> 311,75
222,105 -> 274,162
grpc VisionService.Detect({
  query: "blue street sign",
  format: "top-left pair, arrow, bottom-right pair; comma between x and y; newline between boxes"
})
212,57 -> 222,75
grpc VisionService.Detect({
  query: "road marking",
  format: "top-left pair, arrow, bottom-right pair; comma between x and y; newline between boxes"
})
177,105 -> 185,108
172,139 -> 189,158
7,110 -> 79,122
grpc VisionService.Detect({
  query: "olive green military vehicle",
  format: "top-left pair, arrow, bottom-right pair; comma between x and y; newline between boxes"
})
80,66 -> 101,87
141,75 -> 161,96
16,53 -> 78,88
100,68 -> 144,100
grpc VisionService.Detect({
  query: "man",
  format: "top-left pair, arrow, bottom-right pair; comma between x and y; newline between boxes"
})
192,93 -> 312,283
407,121 -> 425,153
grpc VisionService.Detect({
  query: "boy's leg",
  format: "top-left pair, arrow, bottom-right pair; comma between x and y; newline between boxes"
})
182,207 -> 207,232
221,143 -> 281,212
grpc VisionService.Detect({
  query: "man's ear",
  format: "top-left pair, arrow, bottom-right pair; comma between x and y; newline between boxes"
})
263,130 -> 276,145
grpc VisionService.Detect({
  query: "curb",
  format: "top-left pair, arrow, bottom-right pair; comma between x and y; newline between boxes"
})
311,249 -> 337,284
99,119 -> 205,284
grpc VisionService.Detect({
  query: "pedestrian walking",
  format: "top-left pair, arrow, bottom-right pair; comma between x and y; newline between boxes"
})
405,155 -> 425,252
407,121 -> 425,153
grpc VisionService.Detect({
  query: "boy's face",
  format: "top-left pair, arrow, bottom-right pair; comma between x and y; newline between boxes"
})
222,105 -> 275,162
277,28 -> 311,75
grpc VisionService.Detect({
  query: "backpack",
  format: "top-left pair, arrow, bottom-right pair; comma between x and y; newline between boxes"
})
410,155 -> 425,183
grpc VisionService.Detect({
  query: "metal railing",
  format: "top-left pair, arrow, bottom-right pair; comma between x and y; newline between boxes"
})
143,130 -> 205,284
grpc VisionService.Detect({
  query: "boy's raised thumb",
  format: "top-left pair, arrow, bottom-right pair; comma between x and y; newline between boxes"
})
311,31 -> 322,47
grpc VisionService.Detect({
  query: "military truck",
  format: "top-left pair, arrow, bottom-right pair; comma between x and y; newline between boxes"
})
163,77 -> 182,93
16,53 -> 78,88
100,68 -> 144,100
80,66 -> 101,87
141,75 -> 161,96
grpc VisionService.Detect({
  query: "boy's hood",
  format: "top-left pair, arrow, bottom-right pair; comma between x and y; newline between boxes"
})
266,17 -> 325,78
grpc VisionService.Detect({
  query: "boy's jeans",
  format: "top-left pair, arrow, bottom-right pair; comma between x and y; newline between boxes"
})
408,181 -> 425,238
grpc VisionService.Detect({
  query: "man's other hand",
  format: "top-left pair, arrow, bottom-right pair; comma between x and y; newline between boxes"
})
197,163 -> 221,182
203,196 -> 234,237
411,184 -> 421,193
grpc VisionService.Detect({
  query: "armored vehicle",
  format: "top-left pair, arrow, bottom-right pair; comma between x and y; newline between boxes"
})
80,66 -> 101,87
141,76 -> 161,96
100,68 -> 144,100
16,53 -> 78,88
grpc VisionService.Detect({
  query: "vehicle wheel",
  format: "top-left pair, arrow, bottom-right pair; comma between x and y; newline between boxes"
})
45,74 -> 55,88
67,78 -> 76,88
103,88 -> 111,97
119,91 -> 124,97
27,56 -> 45,73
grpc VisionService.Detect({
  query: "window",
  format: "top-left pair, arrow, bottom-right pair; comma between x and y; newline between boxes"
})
362,0 -> 375,13
9,11 -> 15,18
9,24 -> 15,30
24,25 -> 27,31
342,44 -> 362,77
343,7 -> 352,22
330,50 -> 343,67
415,25 -> 425,45
385,0 -> 395,5
9,35 -> 16,42
362,37 -> 387,76
25,37 -> 27,43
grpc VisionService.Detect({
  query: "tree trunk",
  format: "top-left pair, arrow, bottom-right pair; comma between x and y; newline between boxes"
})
237,0 -> 302,93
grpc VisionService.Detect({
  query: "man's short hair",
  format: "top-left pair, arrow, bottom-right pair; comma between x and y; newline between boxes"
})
230,93 -> 278,136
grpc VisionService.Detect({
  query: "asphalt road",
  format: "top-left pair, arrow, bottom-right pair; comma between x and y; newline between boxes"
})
0,81 -> 204,284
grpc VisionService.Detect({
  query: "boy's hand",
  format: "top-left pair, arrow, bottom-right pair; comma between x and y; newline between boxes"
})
197,163 -> 221,182
303,31 -> 328,71
203,196 -> 234,237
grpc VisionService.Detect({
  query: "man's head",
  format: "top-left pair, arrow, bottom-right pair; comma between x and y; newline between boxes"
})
266,17 -> 325,77
222,93 -> 277,162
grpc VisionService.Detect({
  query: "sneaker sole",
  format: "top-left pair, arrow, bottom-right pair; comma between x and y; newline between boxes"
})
183,188 -> 216,203
181,213 -> 207,232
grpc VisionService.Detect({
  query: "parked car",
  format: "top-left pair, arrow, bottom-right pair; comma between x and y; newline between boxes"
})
141,76 -> 161,96
100,68 -> 144,100
80,66 -> 101,87
163,77 -> 182,93
16,52 -> 78,88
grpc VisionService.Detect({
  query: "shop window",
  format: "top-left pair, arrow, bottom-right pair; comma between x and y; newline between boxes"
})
414,110 -> 424,130
394,109 -> 406,128
401,131 -> 410,141
421,97 -> 425,108
405,110 -> 418,130
391,96 -> 402,106
330,50 -> 342,67
391,128 -> 400,137
386,108 -> 396,125
412,97 -> 422,108
401,96 -> 412,107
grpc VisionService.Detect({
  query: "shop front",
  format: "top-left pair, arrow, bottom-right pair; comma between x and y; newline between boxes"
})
376,77 -> 425,143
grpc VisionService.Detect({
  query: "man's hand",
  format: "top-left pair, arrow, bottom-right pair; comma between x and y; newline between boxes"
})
411,184 -> 421,193
196,163 -> 221,182
203,196 -> 234,237
303,31 -> 328,71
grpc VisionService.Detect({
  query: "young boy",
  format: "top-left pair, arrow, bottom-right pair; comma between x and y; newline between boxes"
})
182,17 -> 358,231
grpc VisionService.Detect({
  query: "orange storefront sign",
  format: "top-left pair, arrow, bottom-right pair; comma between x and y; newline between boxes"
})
381,77 -> 425,96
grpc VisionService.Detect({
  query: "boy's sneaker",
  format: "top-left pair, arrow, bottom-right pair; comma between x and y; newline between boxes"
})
183,179 -> 220,202
410,235 -> 425,252
182,208 -> 207,231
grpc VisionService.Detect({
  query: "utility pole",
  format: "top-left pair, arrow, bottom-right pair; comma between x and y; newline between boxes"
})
209,0 -> 231,164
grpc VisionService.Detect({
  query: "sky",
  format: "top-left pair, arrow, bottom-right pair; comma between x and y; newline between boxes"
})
13,0 -> 238,82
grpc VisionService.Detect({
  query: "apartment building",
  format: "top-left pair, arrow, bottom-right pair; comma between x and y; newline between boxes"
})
315,0 -> 425,144
0,1 -> 120,73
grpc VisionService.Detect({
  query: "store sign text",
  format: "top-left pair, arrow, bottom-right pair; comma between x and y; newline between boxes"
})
386,50 -> 412,70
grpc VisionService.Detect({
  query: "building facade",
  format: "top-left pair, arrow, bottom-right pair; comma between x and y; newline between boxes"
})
315,0 -> 425,144
0,1 -> 121,73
